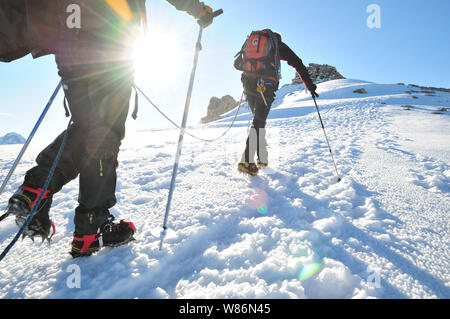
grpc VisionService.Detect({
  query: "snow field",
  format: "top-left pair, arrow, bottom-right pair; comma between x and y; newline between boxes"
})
0,79 -> 448,298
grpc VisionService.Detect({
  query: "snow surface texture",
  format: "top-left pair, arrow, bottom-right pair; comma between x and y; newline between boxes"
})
0,79 -> 448,299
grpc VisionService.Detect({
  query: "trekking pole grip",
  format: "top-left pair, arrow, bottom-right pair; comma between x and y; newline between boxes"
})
212,9 -> 224,18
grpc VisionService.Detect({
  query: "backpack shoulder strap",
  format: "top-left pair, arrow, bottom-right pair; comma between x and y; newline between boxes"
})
265,29 -> 281,80
234,33 -> 251,58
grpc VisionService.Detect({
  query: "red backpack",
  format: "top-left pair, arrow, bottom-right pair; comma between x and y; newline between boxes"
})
234,29 -> 281,79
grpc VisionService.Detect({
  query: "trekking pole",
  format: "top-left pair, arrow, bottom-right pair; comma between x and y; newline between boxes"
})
159,10 -> 223,251
0,81 -> 62,197
312,95 -> 341,182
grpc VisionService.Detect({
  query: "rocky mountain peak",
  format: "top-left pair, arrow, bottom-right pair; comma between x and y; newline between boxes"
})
0,132 -> 26,145
201,95 -> 239,124
292,63 -> 345,85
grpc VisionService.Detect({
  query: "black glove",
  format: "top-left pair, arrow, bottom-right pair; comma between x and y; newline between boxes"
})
309,84 -> 319,98
197,4 -> 214,28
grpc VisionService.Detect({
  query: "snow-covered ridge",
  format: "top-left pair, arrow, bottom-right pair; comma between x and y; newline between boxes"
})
215,79 -> 449,124
0,79 -> 448,299
0,132 -> 25,145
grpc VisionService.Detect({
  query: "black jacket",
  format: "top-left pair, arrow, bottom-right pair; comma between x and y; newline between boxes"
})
1,0 -> 207,63
279,41 -> 315,92
55,0 -> 207,66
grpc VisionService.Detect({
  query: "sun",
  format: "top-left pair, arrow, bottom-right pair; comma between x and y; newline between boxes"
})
133,30 -> 186,86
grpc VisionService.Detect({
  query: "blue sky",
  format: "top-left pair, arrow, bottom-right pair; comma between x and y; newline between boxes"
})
1,0 -> 449,145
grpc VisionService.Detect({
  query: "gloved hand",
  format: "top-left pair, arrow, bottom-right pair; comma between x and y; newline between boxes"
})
309,84 -> 319,98
197,3 -> 214,28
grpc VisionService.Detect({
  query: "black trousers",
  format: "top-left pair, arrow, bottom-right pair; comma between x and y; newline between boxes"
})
24,60 -> 133,234
241,76 -> 278,164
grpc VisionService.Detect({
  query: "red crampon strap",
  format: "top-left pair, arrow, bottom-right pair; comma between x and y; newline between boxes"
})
50,220 -> 56,238
19,186 -> 51,209
72,234 -> 98,253
120,220 -> 136,233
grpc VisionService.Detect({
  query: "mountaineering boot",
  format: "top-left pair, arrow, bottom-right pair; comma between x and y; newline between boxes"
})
70,207 -> 136,258
70,218 -> 136,258
238,162 -> 259,176
257,159 -> 268,168
6,183 -> 55,242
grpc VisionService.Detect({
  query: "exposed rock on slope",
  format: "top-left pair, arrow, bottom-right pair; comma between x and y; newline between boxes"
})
201,95 -> 239,124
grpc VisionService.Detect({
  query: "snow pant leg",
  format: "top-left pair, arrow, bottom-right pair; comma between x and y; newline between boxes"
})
25,126 -> 86,193
71,65 -> 133,235
24,74 -> 92,193
241,83 -> 276,164
76,65 -> 133,210
25,62 -> 133,235
73,205 -> 110,235
21,72 -> 93,226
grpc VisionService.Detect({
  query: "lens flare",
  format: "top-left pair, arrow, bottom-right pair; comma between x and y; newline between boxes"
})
133,30 -> 186,86
247,189 -> 268,214
298,262 -> 322,281
257,205 -> 268,215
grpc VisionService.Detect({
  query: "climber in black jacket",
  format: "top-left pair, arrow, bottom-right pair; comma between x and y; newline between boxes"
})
235,29 -> 318,176
5,0 -> 216,258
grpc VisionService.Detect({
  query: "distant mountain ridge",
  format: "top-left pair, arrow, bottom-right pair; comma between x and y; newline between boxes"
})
0,132 -> 26,145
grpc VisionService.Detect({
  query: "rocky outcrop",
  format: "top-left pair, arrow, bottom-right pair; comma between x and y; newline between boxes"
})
292,63 -> 345,85
353,88 -> 368,94
201,95 -> 239,124
408,84 -> 450,94
0,132 -> 26,145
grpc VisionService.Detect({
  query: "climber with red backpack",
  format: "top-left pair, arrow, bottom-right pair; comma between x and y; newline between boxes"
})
234,29 -> 319,176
